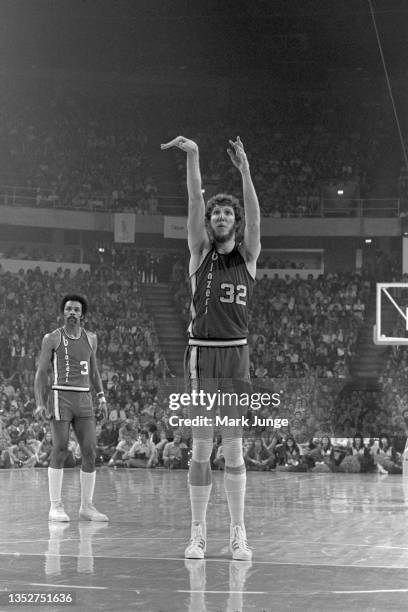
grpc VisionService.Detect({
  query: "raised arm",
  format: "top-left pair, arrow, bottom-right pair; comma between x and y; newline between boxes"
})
161,136 -> 210,261
227,137 -> 261,274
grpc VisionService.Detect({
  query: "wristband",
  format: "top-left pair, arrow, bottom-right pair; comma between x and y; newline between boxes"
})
97,391 -> 105,398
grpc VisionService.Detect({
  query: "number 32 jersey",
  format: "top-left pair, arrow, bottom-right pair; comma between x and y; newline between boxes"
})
51,328 -> 93,391
188,246 -> 255,340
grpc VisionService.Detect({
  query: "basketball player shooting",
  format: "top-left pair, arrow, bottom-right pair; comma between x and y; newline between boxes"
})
161,135 -> 261,559
34,294 -> 109,522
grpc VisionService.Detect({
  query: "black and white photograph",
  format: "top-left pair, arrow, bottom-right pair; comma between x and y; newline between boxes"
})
2,1 -> 408,610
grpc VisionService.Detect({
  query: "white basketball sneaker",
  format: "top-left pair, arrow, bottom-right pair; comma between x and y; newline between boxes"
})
230,524 -> 252,561
48,502 -> 70,522
79,504 -> 109,522
184,522 -> 206,559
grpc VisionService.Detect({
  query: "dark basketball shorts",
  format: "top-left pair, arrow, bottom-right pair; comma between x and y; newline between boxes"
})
48,389 -> 94,421
184,343 -> 252,419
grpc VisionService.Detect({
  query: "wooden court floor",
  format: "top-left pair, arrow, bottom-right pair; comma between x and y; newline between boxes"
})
2,468 -> 408,611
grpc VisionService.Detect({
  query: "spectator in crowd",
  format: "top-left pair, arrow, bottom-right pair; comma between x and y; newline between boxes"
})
245,437 -> 275,471
162,432 -> 188,470
276,435 -> 307,471
108,428 -> 137,467
9,437 -> 37,468
97,421 -> 119,463
340,433 -> 376,473
37,430 -> 53,467
126,430 -> 157,468
373,433 -> 402,475
0,438 -> 12,468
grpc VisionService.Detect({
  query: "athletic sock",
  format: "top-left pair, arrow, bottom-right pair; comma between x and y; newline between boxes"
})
189,484 -> 212,526
224,468 -> 246,526
80,470 -> 95,507
48,467 -> 63,506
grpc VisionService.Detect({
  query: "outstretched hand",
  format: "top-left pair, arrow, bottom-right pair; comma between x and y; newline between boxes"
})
227,136 -> 249,173
160,136 -> 198,153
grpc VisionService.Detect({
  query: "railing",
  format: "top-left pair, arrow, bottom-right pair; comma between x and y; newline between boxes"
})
0,184 -> 401,218
320,198 -> 400,218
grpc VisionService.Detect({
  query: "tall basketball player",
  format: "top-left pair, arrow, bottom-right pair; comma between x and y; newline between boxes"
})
161,136 -> 261,559
34,294 -> 108,522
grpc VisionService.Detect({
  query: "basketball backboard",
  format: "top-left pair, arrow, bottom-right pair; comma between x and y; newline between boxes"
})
374,283 -> 408,345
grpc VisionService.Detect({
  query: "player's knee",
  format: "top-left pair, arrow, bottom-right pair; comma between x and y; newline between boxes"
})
52,443 -> 68,457
51,446 -> 69,466
191,438 -> 213,463
81,445 -> 96,464
222,438 -> 244,468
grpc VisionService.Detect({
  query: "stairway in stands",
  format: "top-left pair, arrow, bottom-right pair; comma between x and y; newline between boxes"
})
143,283 -> 186,377
348,288 -> 393,390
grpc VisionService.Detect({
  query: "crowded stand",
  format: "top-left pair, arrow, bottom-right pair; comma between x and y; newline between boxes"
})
0,92 -> 159,213
0,90 -> 394,217
168,94 -> 389,217
0,253 -> 407,474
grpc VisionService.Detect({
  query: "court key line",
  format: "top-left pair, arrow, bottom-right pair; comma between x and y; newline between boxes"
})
10,555 -> 408,570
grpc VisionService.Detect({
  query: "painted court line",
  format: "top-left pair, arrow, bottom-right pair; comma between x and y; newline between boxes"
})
178,590 -> 267,594
332,589 -> 408,594
3,552 -> 408,571
30,583 -> 107,590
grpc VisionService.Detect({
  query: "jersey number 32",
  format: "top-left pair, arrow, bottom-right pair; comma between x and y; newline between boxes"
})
219,283 -> 247,305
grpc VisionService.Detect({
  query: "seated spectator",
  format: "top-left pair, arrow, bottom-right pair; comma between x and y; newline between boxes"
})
109,402 -> 127,424
126,430 -> 157,468
373,433 -> 402,475
0,438 -> 12,468
154,429 -> 169,465
97,421 -> 119,463
245,437 -> 275,471
108,428 -> 137,467
328,445 -> 348,472
309,435 -> 333,472
36,430 -> 53,467
162,432 -> 188,469
276,435 -> 307,471
340,433 -> 376,473
9,437 -> 37,468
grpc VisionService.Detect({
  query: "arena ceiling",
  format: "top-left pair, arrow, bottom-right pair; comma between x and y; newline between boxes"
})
1,0 -> 408,82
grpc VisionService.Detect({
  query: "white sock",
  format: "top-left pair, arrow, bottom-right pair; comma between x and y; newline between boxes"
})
189,484 -> 212,527
48,467 -> 63,506
224,470 -> 246,526
80,470 -> 95,507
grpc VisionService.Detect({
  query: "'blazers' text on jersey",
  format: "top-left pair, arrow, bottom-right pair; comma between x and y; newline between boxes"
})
188,246 -> 255,340
52,328 -> 93,391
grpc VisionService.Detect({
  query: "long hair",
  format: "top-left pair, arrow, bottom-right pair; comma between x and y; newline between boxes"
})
352,432 -> 365,450
204,193 -> 245,243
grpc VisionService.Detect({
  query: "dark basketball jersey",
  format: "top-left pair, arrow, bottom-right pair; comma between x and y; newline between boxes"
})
51,328 -> 93,391
188,246 -> 255,339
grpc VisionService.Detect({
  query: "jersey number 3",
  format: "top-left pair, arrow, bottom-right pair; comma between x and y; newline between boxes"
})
80,361 -> 89,375
219,283 -> 247,305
